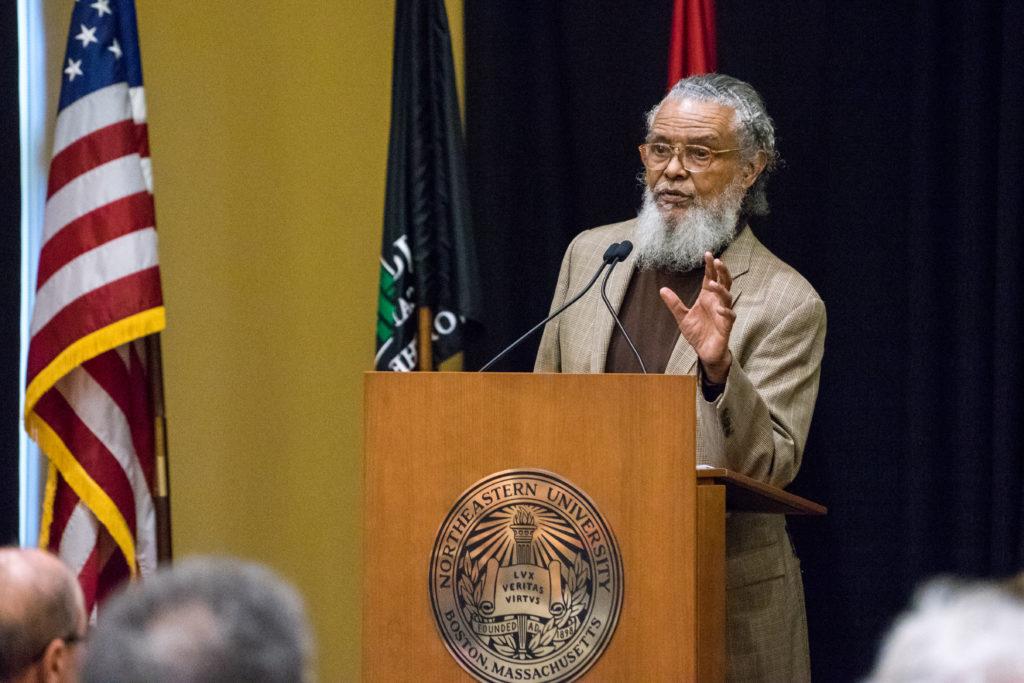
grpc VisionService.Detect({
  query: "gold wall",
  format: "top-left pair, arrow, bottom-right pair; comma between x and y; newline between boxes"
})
44,1 -> 465,679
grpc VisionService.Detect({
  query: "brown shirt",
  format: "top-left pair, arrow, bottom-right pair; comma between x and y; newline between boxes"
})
605,266 -> 703,373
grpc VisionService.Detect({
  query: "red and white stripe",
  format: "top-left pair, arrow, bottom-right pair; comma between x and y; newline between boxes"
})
30,81 -> 162,612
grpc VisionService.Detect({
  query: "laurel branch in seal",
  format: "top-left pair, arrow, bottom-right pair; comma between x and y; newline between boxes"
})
457,551 -> 591,659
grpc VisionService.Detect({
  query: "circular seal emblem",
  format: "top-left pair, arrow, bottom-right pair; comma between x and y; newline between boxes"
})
429,469 -> 624,683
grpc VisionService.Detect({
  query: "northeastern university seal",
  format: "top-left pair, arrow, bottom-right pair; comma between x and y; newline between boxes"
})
429,469 -> 623,683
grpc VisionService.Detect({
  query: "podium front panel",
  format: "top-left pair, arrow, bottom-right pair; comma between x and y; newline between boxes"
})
363,372 -> 698,681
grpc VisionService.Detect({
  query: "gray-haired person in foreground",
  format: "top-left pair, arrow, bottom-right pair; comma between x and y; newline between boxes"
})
80,556 -> 315,683
0,547 -> 88,683
865,574 -> 1024,682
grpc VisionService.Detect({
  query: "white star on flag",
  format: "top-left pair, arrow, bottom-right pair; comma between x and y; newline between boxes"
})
109,39 -> 122,59
64,58 -> 83,81
91,0 -> 112,17
75,24 -> 99,48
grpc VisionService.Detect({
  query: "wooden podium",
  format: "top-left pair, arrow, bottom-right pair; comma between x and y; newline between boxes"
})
363,372 -> 824,682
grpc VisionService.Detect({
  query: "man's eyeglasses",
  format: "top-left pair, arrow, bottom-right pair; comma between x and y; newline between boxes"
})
639,142 -> 740,173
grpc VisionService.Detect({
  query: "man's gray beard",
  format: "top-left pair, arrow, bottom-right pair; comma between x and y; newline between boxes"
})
634,180 -> 746,272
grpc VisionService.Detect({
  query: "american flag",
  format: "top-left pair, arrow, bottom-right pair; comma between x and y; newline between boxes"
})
25,0 -> 165,614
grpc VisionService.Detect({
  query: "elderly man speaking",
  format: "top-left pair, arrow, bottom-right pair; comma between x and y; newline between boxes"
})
535,73 -> 826,682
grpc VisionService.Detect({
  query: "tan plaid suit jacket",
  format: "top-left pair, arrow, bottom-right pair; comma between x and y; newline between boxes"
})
535,219 -> 826,682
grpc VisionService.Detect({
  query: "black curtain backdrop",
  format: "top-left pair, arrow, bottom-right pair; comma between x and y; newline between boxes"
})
1,1 -> 22,546
465,1 -> 1024,680
463,3 -> 670,371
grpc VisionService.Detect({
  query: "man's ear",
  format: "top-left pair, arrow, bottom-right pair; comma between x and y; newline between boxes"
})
741,150 -> 767,190
40,639 -> 72,683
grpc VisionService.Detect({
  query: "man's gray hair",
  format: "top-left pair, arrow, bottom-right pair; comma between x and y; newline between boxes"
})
865,574 -> 1024,682
81,556 -> 315,683
646,73 -> 779,217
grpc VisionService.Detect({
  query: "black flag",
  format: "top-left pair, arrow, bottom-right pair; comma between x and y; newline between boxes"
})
375,0 -> 479,371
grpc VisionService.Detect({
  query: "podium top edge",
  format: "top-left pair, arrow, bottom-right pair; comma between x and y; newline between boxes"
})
697,468 -> 827,516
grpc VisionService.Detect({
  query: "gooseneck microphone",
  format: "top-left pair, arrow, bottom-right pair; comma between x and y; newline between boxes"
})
599,240 -> 647,374
479,242 -> 622,372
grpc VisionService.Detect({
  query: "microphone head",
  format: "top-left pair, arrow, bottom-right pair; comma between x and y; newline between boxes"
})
615,240 -> 634,261
603,242 -> 622,263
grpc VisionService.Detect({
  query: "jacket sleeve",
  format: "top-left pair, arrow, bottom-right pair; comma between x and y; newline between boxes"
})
697,296 -> 827,488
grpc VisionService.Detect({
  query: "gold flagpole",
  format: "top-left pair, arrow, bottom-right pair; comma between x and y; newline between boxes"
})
144,333 -> 173,564
418,307 -> 434,371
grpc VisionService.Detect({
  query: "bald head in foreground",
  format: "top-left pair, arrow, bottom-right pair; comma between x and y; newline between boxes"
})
80,556 -> 314,683
0,548 -> 88,683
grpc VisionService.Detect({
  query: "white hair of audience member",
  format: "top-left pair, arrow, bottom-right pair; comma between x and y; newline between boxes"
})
80,556 -> 315,683
865,574 -> 1024,683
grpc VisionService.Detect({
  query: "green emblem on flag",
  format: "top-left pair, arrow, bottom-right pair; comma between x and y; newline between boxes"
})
374,0 -> 480,371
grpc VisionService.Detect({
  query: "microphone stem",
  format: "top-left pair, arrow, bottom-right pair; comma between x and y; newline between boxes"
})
601,263 -> 647,374
479,261 -> 610,372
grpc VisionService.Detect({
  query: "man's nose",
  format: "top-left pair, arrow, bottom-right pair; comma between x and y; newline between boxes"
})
663,152 -> 689,178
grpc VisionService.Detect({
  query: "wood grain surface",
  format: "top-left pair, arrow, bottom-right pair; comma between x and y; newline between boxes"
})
696,468 -> 826,515
363,372 -> 700,681
695,484 -> 726,682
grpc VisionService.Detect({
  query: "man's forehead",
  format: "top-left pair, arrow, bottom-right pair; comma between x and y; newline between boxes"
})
649,98 -> 738,143
1,547 -> 69,577
0,548 -> 83,614
0,550 -> 50,615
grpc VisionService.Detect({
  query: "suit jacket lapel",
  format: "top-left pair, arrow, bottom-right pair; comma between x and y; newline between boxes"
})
664,328 -> 699,374
663,226 -> 756,375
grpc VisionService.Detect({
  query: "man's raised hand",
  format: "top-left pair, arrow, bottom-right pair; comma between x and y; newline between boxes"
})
659,251 -> 735,384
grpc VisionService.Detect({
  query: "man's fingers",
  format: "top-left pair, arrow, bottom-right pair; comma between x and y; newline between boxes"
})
703,252 -> 717,284
659,286 -> 689,322
714,258 -> 733,290
706,279 -> 734,307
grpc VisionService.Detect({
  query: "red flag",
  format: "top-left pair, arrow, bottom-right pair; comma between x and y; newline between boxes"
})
667,0 -> 717,88
26,0 -> 164,614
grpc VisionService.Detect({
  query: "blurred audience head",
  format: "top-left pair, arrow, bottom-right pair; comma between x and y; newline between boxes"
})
866,573 -> 1024,682
80,556 -> 314,683
0,547 -> 87,683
